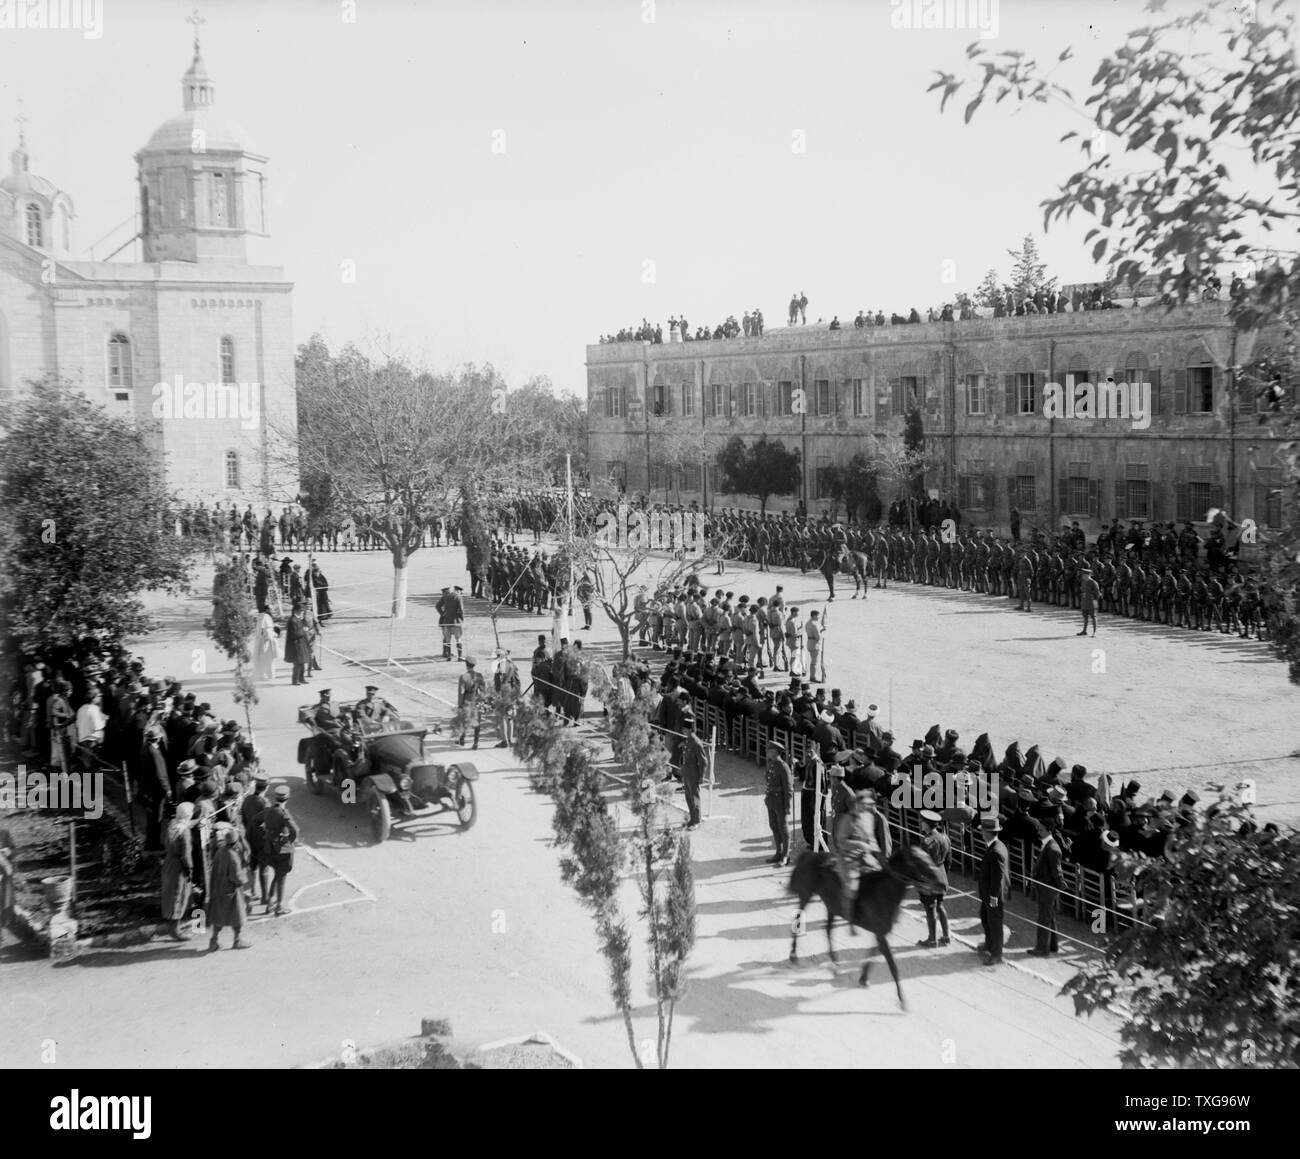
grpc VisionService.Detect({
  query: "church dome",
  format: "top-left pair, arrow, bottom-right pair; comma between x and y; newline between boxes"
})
0,167 -> 60,200
139,42 -> 255,156
142,107 -> 252,154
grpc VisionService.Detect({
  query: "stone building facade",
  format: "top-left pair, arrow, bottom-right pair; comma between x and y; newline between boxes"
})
0,38 -> 298,508
586,302 -> 1289,535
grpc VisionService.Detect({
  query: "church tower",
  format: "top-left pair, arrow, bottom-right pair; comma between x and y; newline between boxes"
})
0,105 -> 76,260
136,23 -> 268,264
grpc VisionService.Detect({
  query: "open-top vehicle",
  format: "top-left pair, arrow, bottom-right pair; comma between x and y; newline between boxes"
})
296,703 -> 478,842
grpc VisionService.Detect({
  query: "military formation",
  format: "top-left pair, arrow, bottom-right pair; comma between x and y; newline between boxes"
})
629,502 -> 1278,641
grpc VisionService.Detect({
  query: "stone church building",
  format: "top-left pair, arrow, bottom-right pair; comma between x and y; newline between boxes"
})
0,36 -> 299,507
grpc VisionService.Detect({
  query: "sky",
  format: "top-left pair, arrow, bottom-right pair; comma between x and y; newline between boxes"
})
0,0 -> 1284,396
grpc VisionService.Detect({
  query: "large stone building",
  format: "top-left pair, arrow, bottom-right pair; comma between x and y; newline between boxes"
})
0,35 -> 298,506
586,302 -> 1290,536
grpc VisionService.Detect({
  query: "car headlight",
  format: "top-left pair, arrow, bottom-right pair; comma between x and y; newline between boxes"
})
399,774 -> 412,792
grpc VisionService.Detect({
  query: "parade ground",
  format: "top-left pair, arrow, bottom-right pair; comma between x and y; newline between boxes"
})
2,539 -> 1295,1069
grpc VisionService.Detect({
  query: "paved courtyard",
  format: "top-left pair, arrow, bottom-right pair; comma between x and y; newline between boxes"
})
2,538 -> 1293,1068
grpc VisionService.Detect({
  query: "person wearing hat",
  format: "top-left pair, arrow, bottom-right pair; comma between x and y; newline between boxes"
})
160,802 -> 196,941
1077,564 -> 1101,636
805,608 -> 826,684
833,787 -> 889,912
262,785 -> 299,916
456,657 -> 487,749
492,649 -> 521,747
139,722 -> 173,851
828,759 -> 857,822
836,698 -> 859,737
764,742 -> 794,866
783,606 -> 804,677
812,708 -> 844,766
679,713 -> 708,829
206,823 -> 251,951
1029,817 -> 1064,956
284,599 -> 313,686
977,813 -> 1010,965
240,774 -> 272,911
356,685 -> 399,727
859,703 -> 883,753
435,585 -> 465,662
916,810 -> 951,947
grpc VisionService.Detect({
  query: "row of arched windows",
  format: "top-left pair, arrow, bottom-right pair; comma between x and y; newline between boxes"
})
104,333 -> 238,390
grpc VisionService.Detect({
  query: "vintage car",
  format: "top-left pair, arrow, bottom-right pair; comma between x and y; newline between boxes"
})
297,704 -> 478,843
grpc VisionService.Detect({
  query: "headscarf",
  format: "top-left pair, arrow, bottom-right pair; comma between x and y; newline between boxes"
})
923,724 -> 942,748
167,802 -> 195,842
1095,772 -> 1113,809
1023,744 -> 1047,782
971,732 -> 996,775
1000,741 -> 1024,776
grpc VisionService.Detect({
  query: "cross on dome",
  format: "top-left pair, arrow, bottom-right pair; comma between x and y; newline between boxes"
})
187,8 -> 205,57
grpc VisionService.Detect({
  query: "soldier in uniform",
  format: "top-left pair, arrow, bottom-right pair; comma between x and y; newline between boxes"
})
784,606 -> 804,677
680,713 -> 708,829
457,658 -> 486,749
764,742 -> 794,865
1078,566 -> 1101,636
355,685 -> 399,726
1015,546 -> 1036,611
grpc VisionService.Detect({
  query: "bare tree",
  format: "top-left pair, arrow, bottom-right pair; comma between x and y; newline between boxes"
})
285,337 -> 569,617
564,508 -> 728,659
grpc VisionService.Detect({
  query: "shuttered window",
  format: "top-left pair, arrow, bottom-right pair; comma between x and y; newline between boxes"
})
852,378 -> 871,417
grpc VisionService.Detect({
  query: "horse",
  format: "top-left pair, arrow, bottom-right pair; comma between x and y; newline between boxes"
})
787,844 -> 944,1007
840,549 -> 872,599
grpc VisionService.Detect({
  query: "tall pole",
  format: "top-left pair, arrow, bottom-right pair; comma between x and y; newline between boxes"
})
554,454 -> 573,650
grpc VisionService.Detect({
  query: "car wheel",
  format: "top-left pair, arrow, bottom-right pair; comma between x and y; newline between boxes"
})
305,749 -> 324,795
450,769 -> 477,830
365,785 -> 391,843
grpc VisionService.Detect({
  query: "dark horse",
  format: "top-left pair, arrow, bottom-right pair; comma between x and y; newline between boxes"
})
817,546 -> 870,600
787,844 -> 944,1007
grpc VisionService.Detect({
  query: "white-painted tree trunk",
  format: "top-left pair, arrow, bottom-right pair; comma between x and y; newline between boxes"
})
392,564 -> 409,619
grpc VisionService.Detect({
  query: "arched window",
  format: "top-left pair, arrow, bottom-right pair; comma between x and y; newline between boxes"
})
225,451 -> 240,489
219,336 -> 235,384
25,203 -> 42,248
107,333 -> 133,389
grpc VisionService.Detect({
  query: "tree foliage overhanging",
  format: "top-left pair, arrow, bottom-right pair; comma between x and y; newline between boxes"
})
931,0 -> 1300,683
1063,808 -> 1300,1069
0,381 -> 193,655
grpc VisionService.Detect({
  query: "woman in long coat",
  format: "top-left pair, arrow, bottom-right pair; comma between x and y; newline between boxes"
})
283,602 -> 312,686
309,563 -> 332,622
206,824 -> 250,950
161,802 -> 195,940
252,610 -> 278,682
